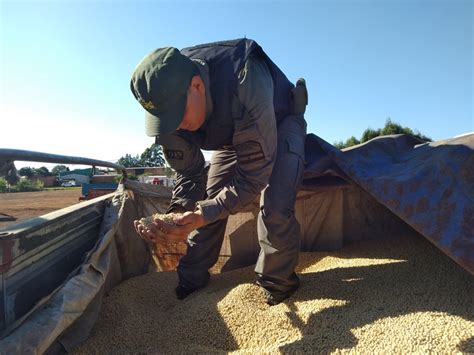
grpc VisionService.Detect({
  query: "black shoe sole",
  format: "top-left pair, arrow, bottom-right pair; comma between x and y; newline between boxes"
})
264,285 -> 299,306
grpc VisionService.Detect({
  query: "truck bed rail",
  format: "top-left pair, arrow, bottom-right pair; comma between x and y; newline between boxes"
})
0,148 -> 126,176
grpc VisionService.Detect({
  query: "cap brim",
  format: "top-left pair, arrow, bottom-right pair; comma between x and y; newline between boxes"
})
144,94 -> 187,137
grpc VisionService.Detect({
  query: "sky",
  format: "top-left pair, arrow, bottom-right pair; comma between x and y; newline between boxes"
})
1,0 -> 472,170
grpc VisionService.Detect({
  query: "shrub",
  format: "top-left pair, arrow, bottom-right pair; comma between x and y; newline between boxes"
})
13,179 -> 44,192
0,178 -> 7,193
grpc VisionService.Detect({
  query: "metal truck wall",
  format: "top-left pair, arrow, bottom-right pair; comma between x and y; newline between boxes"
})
0,182 -> 170,354
0,196 -> 110,338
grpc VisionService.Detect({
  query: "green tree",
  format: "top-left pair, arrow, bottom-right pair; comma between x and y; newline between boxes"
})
117,144 -> 165,168
140,144 -> 165,167
19,166 -> 35,178
117,154 -> 141,168
380,118 -> 408,136
51,165 -> 70,176
335,118 -> 432,149
361,127 -> 381,143
379,118 -> 431,142
34,166 -> 52,177
334,136 -> 360,149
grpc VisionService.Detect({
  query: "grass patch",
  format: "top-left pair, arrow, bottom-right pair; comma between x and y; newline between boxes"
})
43,187 -> 82,191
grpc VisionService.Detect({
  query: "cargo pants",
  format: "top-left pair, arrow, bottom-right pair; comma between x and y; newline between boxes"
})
177,114 -> 307,297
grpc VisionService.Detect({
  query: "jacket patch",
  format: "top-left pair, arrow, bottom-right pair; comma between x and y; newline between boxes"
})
165,149 -> 184,160
236,141 -> 265,165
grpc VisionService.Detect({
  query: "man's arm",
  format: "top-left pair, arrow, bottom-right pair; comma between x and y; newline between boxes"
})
133,134 -> 207,243
196,56 -> 277,223
160,133 -> 208,213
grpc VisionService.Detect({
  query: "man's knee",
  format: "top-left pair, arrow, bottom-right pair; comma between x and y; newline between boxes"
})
260,200 -> 295,221
261,173 -> 300,217
258,205 -> 299,251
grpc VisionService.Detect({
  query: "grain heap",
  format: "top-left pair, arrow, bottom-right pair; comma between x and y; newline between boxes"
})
74,234 -> 473,354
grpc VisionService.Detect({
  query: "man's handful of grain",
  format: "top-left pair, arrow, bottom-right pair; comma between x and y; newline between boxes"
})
138,213 -> 187,271
139,213 -> 178,229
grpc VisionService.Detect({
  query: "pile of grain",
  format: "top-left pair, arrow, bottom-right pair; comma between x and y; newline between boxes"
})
74,234 -> 473,354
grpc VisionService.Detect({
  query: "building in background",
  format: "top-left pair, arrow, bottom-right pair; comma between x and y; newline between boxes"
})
125,167 -> 168,176
138,175 -> 176,188
59,168 -> 92,186
32,176 -> 56,187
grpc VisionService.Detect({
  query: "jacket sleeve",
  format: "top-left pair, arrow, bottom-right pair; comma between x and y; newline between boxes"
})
196,56 -> 278,223
159,133 -> 207,213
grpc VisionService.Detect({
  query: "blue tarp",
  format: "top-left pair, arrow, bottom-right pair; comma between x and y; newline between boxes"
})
303,133 -> 474,275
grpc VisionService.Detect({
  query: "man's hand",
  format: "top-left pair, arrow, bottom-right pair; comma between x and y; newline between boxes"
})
155,210 -> 206,241
133,210 -> 206,244
133,219 -> 170,243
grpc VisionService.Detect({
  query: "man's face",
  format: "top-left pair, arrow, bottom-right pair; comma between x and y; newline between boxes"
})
177,75 -> 206,131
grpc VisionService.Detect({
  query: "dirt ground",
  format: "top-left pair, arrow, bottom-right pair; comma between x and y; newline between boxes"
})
0,188 -> 83,228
